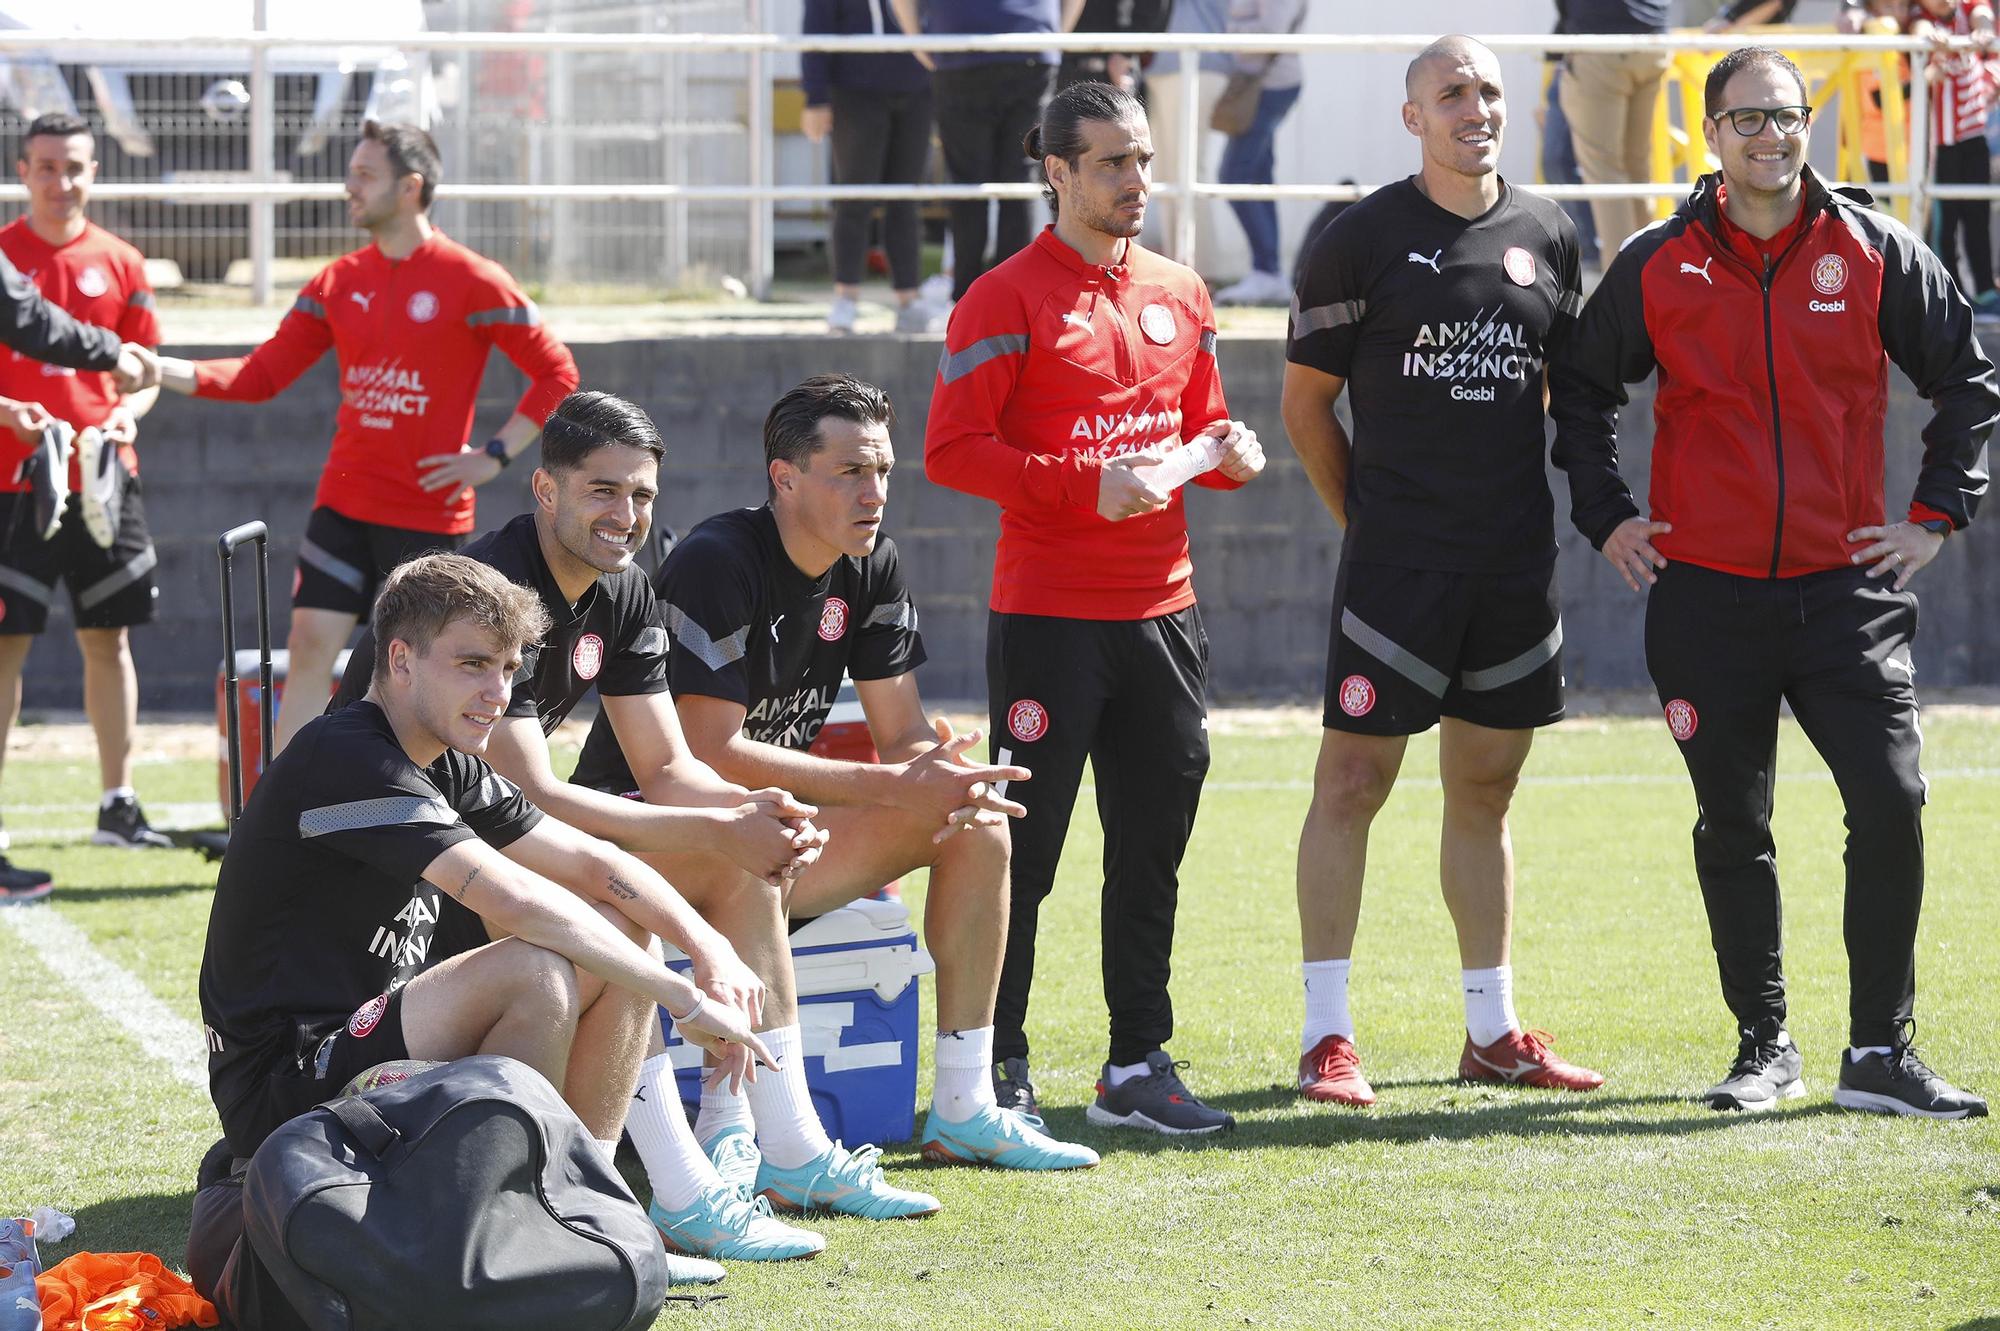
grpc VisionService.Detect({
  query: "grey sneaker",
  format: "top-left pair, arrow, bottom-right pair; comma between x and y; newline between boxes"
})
1703,1030 -> 1805,1112
94,794 -> 173,849
1087,1050 -> 1234,1136
827,293 -> 859,334
74,427 -> 122,550
894,298 -> 945,334
1835,1040 -> 1988,1119
993,1056 -> 1039,1118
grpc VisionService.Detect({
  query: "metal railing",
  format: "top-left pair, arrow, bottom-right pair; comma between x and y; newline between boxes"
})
0,27 -> 1970,303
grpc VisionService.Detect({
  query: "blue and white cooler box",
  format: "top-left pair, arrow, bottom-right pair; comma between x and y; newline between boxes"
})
659,897 -> 935,1144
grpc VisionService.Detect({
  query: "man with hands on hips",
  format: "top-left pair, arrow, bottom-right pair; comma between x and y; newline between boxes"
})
1551,46 -> 1994,1119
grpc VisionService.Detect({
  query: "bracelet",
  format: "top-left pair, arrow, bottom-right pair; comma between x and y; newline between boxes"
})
669,991 -> 707,1026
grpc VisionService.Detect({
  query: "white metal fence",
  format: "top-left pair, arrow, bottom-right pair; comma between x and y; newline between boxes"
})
0,26 -> 1973,304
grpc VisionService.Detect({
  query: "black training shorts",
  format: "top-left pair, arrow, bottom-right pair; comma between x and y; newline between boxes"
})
217,987 -> 413,1157
294,506 -> 465,618
1322,559 -> 1564,735
0,480 -> 157,635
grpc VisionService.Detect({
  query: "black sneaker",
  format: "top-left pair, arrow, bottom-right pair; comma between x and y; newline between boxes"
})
1086,1051 -> 1235,1136
1702,1030 -> 1805,1112
21,421 -> 72,542
1835,1042 -> 1988,1119
94,794 -> 173,849
0,853 -> 53,905
993,1056 -> 1040,1118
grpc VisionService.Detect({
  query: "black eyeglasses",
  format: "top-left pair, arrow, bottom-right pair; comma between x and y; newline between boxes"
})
1711,105 -> 1812,137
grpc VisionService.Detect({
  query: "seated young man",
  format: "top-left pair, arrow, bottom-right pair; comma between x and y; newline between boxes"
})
570,374 -> 1099,1220
197,553 -> 782,1282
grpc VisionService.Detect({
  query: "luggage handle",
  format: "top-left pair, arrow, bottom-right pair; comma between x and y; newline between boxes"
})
325,1095 -> 401,1158
218,520 -> 274,826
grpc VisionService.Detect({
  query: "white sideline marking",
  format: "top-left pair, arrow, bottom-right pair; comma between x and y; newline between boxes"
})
0,906 -> 208,1091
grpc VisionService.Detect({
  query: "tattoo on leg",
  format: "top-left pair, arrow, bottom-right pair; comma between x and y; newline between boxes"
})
453,865 -> 481,902
607,874 -> 639,902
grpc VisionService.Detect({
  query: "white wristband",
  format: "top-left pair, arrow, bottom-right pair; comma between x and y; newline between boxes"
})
669,991 -> 707,1027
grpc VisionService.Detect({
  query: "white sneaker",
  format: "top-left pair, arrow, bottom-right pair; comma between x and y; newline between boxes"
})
827,293 -> 859,334
1215,270 -> 1291,305
919,273 -> 953,306
895,298 -> 948,334
75,427 -> 122,550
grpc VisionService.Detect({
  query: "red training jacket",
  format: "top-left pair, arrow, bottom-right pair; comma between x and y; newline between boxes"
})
193,230 -> 579,536
0,219 -> 158,492
924,227 -> 1235,620
1552,169 -> 1994,577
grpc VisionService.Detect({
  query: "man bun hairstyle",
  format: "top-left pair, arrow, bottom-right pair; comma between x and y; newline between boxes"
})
540,389 -> 666,473
361,119 -> 443,209
1703,46 -> 1808,116
764,373 -> 894,486
370,553 -> 551,686
21,112 -> 92,158
1025,79 -> 1146,215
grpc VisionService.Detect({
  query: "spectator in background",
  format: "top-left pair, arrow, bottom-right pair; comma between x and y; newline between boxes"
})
1703,0 -> 1802,29
1144,0 -> 1239,275
1559,0 -> 1670,254
895,0 -> 1086,302
802,0 -> 941,334
1214,0 -> 1308,305
1542,10 -> 1601,269
1911,0 -> 2000,315
1058,0 -> 1170,92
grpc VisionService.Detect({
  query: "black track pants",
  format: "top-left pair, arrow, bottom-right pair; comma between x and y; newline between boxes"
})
986,607 -> 1211,1067
1645,561 -> 1926,1048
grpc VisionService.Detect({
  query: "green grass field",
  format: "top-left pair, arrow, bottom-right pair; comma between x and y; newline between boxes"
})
3,712 -> 1998,1330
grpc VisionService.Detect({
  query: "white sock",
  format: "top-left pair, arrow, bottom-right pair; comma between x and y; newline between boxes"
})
627,1053 -> 724,1212
1849,1045 -> 1893,1061
594,1137 -> 621,1166
743,1024 -> 834,1169
101,786 -> 135,809
1302,958 -> 1354,1051
1106,1060 -> 1152,1087
692,1080 -> 754,1148
931,1026 -> 997,1122
1462,965 -> 1519,1047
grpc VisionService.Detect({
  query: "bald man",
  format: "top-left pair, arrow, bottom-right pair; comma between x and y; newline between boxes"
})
1280,36 -> 1605,1107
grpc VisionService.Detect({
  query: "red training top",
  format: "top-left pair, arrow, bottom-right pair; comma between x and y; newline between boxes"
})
0,218 -> 158,492
924,227 -> 1236,620
193,230 -> 579,535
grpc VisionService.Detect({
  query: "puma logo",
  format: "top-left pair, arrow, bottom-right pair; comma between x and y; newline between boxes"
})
350,290 -> 375,311
1407,248 -> 1443,275
1679,258 -> 1714,285
1062,311 -> 1091,330
769,614 -> 785,642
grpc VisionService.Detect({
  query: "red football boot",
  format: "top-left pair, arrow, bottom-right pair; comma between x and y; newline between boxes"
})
1458,1028 -> 1605,1092
1299,1033 -> 1377,1106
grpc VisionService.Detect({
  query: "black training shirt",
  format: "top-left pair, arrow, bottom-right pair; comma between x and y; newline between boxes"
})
1288,178 -> 1581,573
332,513 -> 669,733
570,504 -> 926,792
198,701 -> 542,1119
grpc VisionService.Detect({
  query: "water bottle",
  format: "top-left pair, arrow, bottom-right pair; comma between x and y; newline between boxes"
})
1135,425 -> 1234,493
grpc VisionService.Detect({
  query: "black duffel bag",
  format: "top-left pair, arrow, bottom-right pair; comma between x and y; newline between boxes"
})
241,1054 -> 669,1331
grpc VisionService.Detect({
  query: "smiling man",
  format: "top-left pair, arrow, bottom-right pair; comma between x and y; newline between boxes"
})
156,121 -> 579,755
331,389 -> 839,1261
1281,35 -> 1603,1109
569,375 -> 1097,1239
1551,46 -> 1994,1119
0,112 -> 172,893
925,81 -> 1265,1136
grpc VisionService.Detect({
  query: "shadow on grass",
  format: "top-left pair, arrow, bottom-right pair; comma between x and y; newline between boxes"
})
1947,1322 -> 2000,1331
53,1188 -> 196,1265
1001,1090 -> 1847,1157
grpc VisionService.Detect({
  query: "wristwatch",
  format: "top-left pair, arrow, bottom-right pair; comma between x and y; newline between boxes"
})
1914,517 -> 1952,538
483,437 -> 511,468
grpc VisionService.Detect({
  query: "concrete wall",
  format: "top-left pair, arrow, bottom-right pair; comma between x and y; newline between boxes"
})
22,334 -> 1999,711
